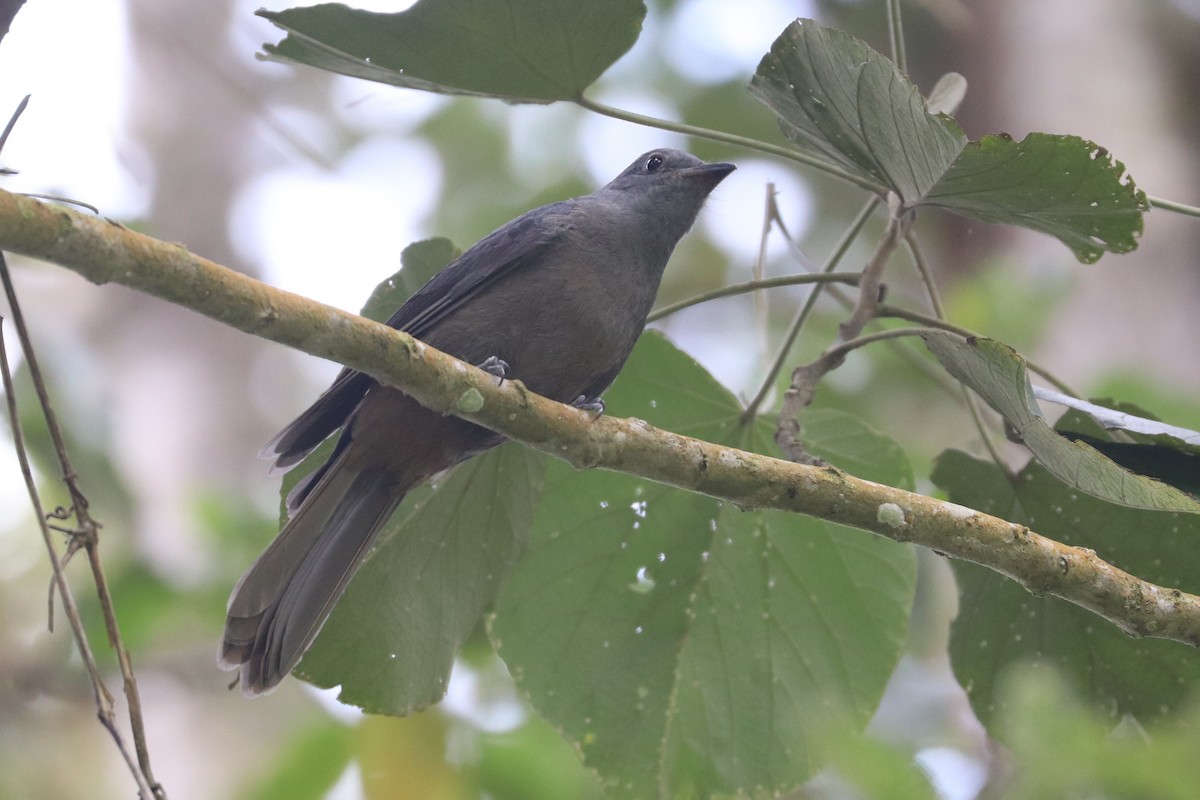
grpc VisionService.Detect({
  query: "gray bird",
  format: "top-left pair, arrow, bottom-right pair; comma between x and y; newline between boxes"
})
220,149 -> 735,695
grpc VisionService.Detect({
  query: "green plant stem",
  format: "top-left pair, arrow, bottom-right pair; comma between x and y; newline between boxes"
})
1148,195 -> 1200,217
819,326 -> 931,367
742,197 -> 880,422
902,229 -> 1007,467
648,273 -> 863,323
904,229 -> 944,318
574,95 -> 886,194
878,304 -> 1080,397
885,0 -> 907,73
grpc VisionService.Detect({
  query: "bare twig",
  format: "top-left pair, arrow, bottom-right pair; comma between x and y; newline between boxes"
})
0,95 -> 165,798
742,197 -> 880,422
0,279 -> 157,800
838,197 -> 912,343
648,272 -> 862,323
902,229 -> 1008,472
771,200 -> 913,460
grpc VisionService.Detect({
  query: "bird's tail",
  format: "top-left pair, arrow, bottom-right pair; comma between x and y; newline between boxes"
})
220,455 -> 403,695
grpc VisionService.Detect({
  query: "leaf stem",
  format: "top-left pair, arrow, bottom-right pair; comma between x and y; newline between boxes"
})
885,0 -> 907,73
648,272 -> 863,323
877,304 -> 1081,397
1149,195 -> 1200,218
574,95 -> 886,194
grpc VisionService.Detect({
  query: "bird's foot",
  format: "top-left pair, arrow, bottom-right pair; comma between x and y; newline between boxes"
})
477,356 -> 509,385
571,395 -> 605,416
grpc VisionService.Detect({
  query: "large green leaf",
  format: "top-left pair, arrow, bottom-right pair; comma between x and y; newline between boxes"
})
922,331 -> 1200,513
491,333 -> 915,798
750,19 -> 1145,262
360,238 -> 460,324
932,449 -> 1200,726
258,0 -> 646,103
750,19 -> 963,203
297,444 -> 544,713
924,134 -> 1147,264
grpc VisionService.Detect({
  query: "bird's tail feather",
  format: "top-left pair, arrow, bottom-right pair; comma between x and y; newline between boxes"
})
220,456 -> 402,694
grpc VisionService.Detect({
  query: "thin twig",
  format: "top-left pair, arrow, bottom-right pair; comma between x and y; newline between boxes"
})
0,93 -> 166,798
770,200 -> 912,460
742,197 -> 881,422
0,303 -> 155,800
753,184 -> 774,371
903,229 -> 944,318
0,94 -> 28,153
838,197 -> 912,343
648,272 -> 863,323
0,259 -> 164,798
902,229 -> 1006,470
885,0 -> 907,73
574,95 -> 886,194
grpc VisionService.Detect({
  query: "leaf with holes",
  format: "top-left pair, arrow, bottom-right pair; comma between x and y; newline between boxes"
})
751,19 -> 1146,262
924,134 -> 1147,263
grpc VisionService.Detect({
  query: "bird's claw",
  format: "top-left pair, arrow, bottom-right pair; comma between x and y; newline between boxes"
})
571,395 -> 605,416
477,356 -> 509,384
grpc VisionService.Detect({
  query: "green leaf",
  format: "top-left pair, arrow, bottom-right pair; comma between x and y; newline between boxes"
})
796,408 -> 915,488
750,20 -> 1145,262
258,0 -> 647,103
996,668 -> 1200,798
814,729 -> 939,800
242,721 -> 354,800
297,443 -> 545,714
922,331 -> 1200,513
924,133 -> 1147,263
491,332 -> 915,798
749,19 -> 965,202
360,237 -> 460,324
932,449 -> 1200,726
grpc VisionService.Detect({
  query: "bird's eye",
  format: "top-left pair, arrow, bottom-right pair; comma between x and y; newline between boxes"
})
645,154 -> 664,173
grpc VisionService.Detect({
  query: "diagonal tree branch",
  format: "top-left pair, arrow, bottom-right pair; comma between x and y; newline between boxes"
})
1,187 -> 1199,649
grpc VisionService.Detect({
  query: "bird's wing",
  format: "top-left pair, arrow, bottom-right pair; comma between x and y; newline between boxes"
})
261,201 -> 577,470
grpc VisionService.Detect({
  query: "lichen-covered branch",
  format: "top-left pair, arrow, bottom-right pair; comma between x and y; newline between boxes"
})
2,187 -> 1199,648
